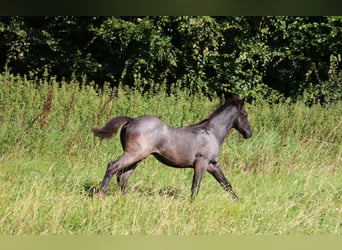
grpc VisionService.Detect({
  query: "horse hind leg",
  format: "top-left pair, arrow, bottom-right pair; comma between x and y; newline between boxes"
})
99,154 -> 138,199
99,160 -> 118,199
116,163 -> 138,194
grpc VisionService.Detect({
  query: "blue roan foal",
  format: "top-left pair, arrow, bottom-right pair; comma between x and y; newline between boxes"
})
93,96 -> 252,201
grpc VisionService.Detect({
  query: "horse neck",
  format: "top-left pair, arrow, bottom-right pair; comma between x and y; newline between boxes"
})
208,106 -> 237,144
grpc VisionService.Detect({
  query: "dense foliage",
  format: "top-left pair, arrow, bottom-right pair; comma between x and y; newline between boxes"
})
1,16 -> 342,103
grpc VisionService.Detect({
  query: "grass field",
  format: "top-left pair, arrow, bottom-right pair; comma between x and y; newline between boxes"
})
0,72 -> 341,235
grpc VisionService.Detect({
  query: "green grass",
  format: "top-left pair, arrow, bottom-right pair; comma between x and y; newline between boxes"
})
0,72 -> 341,235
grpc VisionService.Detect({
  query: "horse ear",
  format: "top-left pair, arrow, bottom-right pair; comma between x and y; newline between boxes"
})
241,97 -> 245,105
237,98 -> 245,109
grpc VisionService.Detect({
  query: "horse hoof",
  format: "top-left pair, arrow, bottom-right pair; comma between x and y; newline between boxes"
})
98,192 -> 105,201
233,195 -> 239,201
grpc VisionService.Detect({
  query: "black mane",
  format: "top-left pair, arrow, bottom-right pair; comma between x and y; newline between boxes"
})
208,95 -> 241,121
188,95 -> 242,131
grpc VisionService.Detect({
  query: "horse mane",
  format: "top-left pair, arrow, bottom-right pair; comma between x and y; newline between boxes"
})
187,95 -> 242,131
208,95 -> 242,120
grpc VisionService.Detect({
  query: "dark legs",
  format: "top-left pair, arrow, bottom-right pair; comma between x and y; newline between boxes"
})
191,159 -> 208,201
99,155 -> 238,201
99,153 -> 141,200
207,163 -> 239,201
191,160 -> 238,201
116,164 -> 137,194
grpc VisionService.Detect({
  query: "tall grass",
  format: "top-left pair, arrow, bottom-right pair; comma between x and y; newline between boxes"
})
0,72 -> 341,235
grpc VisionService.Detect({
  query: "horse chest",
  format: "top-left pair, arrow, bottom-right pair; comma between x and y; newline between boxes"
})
190,134 -> 219,160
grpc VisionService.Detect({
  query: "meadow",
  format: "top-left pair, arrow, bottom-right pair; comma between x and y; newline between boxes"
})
0,72 -> 341,235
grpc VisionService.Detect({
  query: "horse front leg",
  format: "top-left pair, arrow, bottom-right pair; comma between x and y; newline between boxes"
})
190,159 -> 208,201
207,163 -> 239,201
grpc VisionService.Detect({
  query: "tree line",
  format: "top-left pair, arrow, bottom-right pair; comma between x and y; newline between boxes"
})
1,16 -> 341,103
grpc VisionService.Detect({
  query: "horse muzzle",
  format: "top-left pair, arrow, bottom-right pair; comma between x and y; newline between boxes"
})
243,129 -> 253,139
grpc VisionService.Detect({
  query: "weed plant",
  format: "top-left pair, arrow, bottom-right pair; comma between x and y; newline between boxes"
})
0,72 -> 341,235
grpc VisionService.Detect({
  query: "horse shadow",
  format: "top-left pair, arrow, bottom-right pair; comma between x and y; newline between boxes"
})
81,180 -> 183,200
82,180 -> 100,198
133,185 -> 184,199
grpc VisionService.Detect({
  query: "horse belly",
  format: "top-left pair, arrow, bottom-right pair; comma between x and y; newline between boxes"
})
153,135 -> 199,168
152,152 -> 194,168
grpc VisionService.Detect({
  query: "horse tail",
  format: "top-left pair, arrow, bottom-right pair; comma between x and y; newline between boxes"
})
92,116 -> 131,139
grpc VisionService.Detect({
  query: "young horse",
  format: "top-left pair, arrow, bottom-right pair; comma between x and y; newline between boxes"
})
93,96 -> 252,201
